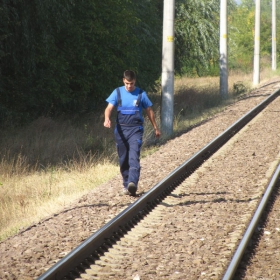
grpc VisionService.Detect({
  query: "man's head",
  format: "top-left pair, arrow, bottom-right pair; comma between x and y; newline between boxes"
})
123,70 -> 136,92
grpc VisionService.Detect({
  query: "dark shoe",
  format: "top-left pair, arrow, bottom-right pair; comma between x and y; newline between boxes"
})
128,182 -> 137,196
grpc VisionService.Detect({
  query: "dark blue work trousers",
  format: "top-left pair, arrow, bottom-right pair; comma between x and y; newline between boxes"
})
114,124 -> 143,189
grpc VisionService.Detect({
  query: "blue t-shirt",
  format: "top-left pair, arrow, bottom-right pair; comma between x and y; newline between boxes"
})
106,86 -> 153,117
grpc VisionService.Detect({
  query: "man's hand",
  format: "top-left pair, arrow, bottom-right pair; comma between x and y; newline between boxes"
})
154,128 -> 161,138
104,119 -> 111,128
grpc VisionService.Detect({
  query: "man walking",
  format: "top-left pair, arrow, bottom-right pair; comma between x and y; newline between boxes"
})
104,70 -> 161,196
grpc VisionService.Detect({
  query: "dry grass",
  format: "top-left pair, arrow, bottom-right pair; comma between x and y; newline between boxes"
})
0,117 -> 120,240
0,68 -> 279,241
0,162 -> 118,240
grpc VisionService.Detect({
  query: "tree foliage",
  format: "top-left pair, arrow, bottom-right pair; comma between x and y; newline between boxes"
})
228,0 -> 280,71
0,0 -> 162,124
174,0 -> 220,76
2,0 -> 277,125
130,0 -> 163,89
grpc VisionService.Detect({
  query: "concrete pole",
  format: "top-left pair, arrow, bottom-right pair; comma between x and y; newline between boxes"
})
253,0 -> 260,86
161,0 -> 175,137
272,0 -> 277,70
219,0 -> 228,98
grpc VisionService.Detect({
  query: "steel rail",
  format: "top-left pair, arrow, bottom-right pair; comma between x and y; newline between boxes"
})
222,163 -> 280,280
38,89 -> 280,280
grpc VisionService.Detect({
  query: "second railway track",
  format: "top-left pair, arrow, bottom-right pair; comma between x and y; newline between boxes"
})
0,80 -> 280,280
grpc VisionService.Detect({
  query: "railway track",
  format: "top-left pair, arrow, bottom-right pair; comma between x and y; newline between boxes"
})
0,80 -> 279,280
224,165 -> 280,280
36,87 -> 280,279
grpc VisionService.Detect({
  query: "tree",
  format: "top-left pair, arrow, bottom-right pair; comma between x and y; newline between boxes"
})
228,1 -> 255,70
174,0 -> 220,76
130,0 -> 162,90
0,0 -> 162,125
228,0 -> 280,71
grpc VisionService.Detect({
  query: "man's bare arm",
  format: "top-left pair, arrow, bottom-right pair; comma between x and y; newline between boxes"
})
104,103 -> 114,128
145,107 -> 161,138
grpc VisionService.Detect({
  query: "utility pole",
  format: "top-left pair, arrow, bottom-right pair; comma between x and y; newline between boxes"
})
219,0 -> 228,98
253,0 -> 260,86
161,0 -> 175,138
272,0 -> 277,70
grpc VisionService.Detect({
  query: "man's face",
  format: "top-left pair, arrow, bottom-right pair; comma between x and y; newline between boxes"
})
123,78 -> 136,92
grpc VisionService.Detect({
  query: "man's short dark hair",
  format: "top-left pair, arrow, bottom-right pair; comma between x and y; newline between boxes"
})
123,70 -> 136,81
